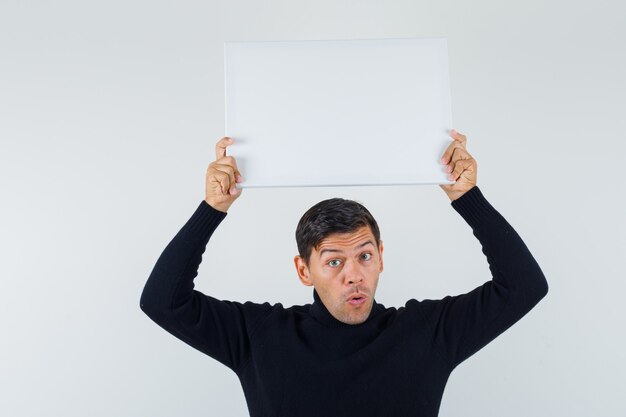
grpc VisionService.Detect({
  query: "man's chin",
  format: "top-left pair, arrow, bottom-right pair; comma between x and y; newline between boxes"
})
347,315 -> 368,325
344,305 -> 371,325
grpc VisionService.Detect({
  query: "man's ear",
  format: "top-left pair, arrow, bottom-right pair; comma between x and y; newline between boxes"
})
294,255 -> 313,286
378,240 -> 384,273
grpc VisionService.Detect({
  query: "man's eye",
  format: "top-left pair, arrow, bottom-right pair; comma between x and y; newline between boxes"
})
328,260 -> 341,267
361,253 -> 372,261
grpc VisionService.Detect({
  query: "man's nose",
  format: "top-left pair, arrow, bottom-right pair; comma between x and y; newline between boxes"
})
343,259 -> 364,284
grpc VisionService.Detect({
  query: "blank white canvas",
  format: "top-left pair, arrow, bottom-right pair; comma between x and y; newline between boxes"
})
224,37 -> 454,188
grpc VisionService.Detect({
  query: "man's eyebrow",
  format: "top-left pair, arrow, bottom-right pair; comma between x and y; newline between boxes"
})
319,240 -> 375,257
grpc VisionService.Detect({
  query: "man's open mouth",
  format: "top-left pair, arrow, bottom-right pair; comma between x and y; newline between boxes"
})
347,296 -> 367,305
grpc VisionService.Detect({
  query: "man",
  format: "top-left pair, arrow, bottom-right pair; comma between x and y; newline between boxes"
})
140,130 -> 548,416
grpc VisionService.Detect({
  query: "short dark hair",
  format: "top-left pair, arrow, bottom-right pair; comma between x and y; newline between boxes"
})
295,198 -> 381,266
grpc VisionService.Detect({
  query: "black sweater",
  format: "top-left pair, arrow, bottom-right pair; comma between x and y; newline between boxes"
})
140,186 -> 548,417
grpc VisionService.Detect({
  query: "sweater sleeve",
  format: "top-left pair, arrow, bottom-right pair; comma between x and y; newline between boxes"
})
139,200 -> 274,373
416,186 -> 549,369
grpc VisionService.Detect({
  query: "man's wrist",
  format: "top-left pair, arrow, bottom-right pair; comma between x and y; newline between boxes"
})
446,185 -> 477,202
205,199 -> 229,213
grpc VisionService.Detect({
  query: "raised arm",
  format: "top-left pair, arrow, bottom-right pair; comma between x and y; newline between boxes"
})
417,186 -> 549,368
414,130 -> 548,368
139,137 -> 273,372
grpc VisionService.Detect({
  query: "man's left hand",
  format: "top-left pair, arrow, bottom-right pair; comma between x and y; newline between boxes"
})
439,129 -> 477,201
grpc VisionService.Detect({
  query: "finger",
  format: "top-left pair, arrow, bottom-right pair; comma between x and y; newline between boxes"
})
445,147 -> 473,173
440,141 -> 463,165
215,155 -> 243,183
440,130 -> 471,164
449,146 -> 472,164
212,163 -> 236,188
215,136 -> 234,160
449,158 -> 476,181
450,129 -> 467,146
444,147 -> 472,175
210,171 -> 230,195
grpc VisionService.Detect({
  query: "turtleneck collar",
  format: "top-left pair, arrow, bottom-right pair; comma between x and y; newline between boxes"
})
309,287 -> 381,329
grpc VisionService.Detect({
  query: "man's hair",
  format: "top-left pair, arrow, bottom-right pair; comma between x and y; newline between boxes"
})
295,198 -> 381,266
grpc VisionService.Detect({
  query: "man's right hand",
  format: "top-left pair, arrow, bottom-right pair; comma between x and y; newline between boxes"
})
205,136 -> 243,213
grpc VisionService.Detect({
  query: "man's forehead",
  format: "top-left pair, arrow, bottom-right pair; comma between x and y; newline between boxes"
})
316,226 -> 376,251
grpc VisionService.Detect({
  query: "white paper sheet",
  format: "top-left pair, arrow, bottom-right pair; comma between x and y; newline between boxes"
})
224,37 -> 454,188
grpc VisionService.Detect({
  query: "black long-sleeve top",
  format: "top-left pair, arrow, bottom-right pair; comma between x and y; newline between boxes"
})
140,186 -> 549,416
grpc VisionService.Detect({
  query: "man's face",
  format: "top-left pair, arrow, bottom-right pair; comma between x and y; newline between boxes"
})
294,225 -> 384,325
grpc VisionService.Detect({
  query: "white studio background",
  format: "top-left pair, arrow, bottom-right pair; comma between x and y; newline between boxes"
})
1,1 -> 624,416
